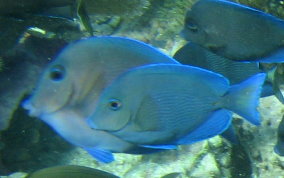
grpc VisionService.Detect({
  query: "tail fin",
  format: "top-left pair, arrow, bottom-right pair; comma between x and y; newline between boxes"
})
223,73 -> 266,125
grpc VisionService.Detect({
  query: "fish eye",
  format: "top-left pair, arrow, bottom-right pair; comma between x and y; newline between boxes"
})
185,18 -> 198,32
49,65 -> 65,81
186,22 -> 198,32
108,99 -> 122,111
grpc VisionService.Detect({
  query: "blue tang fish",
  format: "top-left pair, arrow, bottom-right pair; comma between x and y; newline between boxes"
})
182,0 -> 284,62
173,42 -> 284,103
22,36 -> 179,163
88,64 -> 265,147
173,42 -> 262,85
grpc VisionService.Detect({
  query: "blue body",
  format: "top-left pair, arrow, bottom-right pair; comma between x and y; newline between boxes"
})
88,64 -> 265,148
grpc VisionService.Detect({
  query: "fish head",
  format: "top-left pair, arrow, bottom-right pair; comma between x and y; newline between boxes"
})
88,74 -> 135,132
182,1 -> 228,53
88,96 -> 132,132
22,39 -> 105,119
181,9 -> 207,46
22,60 -> 73,118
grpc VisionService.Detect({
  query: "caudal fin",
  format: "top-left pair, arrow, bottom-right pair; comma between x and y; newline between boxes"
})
223,73 -> 266,125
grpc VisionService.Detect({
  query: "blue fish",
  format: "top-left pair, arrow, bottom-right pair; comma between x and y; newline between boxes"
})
88,64 -> 265,148
182,0 -> 284,62
22,36 -> 178,163
173,42 -> 262,85
173,42 -> 284,103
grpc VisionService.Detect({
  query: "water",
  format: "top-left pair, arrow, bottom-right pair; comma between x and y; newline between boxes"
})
1,0 -> 284,177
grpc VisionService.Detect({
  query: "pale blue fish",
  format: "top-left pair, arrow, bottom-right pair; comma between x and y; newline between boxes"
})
173,42 -> 284,103
182,0 -> 284,62
88,64 -> 265,147
22,36 -> 179,163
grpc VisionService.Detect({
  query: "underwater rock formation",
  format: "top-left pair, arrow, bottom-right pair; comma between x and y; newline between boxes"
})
0,11 -> 83,131
0,28 -> 82,131
0,107 -> 74,174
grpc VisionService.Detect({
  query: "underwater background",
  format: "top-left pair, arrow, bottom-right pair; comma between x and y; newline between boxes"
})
1,0 -> 284,177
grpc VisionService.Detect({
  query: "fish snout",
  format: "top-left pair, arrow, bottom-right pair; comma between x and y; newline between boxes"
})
87,117 -> 98,129
179,29 -> 188,40
22,99 -> 40,117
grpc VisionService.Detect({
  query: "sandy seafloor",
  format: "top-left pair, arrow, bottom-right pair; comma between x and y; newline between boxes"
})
3,0 -> 284,177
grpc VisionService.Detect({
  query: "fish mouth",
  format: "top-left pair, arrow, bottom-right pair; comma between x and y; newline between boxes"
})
87,117 -> 98,129
87,115 -> 131,132
22,99 -> 40,117
22,84 -> 75,118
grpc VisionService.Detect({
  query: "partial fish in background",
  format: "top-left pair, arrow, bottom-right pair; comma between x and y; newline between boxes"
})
182,0 -> 284,62
88,64 -> 265,148
173,42 -> 284,104
260,63 -> 284,103
0,0 -> 75,19
0,0 -> 94,36
27,165 -> 119,178
173,42 -> 262,85
274,114 -> 284,156
27,165 -> 180,178
22,36 -> 178,163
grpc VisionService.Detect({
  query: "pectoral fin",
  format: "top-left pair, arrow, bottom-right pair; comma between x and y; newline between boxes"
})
83,147 -> 114,163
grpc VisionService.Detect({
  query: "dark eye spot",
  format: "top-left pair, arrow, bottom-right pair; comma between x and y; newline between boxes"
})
108,99 -> 122,111
185,18 -> 198,32
49,65 -> 65,81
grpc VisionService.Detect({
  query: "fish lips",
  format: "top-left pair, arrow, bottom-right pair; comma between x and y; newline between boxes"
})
22,99 -> 42,117
86,114 -> 130,133
22,82 -> 75,119
87,117 -> 98,129
22,98 -> 52,119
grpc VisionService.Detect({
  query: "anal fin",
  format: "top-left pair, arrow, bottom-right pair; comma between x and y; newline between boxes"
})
177,109 -> 232,145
